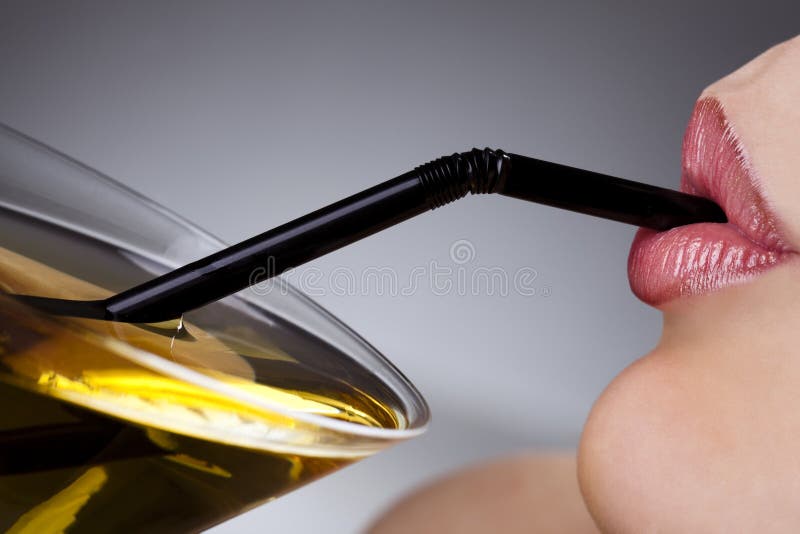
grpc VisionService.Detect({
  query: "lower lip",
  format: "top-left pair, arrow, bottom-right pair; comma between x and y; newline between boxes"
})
628,223 -> 786,306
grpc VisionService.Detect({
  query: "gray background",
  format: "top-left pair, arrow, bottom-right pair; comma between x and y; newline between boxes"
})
1,1 -> 797,532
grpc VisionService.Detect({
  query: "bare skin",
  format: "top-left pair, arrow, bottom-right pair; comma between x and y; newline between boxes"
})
373,34 -> 800,533
369,453 -> 597,534
579,35 -> 800,532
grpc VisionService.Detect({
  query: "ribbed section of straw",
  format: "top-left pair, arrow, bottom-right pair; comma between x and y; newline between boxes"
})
416,148 -> 510,209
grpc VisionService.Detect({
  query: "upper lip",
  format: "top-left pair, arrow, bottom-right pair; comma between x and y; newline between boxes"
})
680,97 -> 793,255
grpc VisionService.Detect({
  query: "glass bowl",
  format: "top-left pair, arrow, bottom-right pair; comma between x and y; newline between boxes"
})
0,122 -> 428,532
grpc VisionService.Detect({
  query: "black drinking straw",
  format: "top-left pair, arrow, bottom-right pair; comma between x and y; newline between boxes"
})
14,148 -> 726,324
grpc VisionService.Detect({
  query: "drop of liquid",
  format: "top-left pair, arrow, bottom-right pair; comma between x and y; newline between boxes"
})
137,315 -> 195,342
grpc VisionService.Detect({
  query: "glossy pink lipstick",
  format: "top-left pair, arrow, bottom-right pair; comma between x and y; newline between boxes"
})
628,97 -> 794,306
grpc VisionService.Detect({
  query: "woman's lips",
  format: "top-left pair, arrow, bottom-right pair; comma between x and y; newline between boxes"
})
628,97 -> 794,306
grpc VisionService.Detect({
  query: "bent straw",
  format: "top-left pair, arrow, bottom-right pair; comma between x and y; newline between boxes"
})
13,149 -> 726,323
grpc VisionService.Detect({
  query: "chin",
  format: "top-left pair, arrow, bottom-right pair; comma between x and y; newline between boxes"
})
578,262 -> 800,533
